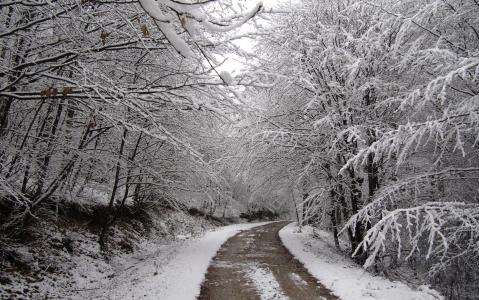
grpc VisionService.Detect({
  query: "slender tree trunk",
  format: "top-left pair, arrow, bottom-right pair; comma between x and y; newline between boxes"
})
109,132 -> 142,228
4,100 -> 45,178
99,127 -> 127,248
34,100 -> 64,198
0,7 -> 16,137
59,97 -> 77,193
222,197 -> 229,219
366,129 -> 379,202
330,205 -> 341,250
17,126 -> 92,228
75,127 -> 108,196
1,10 -> 34,137
348,166 -> 366,264
290,187 -> 300,226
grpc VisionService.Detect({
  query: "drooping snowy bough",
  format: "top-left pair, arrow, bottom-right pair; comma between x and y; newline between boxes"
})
339,0 -> 479,278
138,0 -> 262,58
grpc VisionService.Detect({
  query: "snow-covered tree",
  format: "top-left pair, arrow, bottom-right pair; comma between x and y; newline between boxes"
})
0,0 -> 263,245
238,0 -> 478,297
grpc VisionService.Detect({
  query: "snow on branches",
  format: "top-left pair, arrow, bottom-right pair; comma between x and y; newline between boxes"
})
333,7 -> 479,288
139,0 -> 263,58
349,201 -> 479,272
0,0 -> 264,234
240,0 -> 479,295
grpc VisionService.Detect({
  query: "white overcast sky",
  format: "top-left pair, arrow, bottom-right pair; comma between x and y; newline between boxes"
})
216,0 -> 289,75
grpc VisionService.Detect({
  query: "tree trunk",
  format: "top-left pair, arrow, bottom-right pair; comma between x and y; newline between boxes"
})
4,99 -> 45,179
99,127 -> 128,248
330,205 -> 341,250
109,132 -> 142,229
34,100 -> 64,198
366,129 -> 379,202
290,187 -> 300,225
348,166 -> 366,264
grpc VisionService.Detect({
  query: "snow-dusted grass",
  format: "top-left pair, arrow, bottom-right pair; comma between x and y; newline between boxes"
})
90,222 -> 270,300
279,223 -> 444,300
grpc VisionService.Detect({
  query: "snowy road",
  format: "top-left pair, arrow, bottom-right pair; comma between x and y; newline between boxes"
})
78,222 -> 270,300
74,221 -> 441,300
198,221 -> 338,300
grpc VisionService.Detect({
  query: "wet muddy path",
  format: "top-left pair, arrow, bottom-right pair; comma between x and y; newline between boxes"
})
198,221 -> 338,300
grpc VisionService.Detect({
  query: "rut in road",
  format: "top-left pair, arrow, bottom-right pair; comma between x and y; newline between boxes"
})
198,221 -> 338,300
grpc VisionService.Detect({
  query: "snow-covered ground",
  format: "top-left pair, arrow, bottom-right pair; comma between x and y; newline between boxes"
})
82,222 -> 270,300
279,223 -> 444,300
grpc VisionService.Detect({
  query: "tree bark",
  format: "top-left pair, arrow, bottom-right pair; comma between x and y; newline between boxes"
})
109,132 -> 143,229
99,127 -> 128,248
34,100 -> 64,198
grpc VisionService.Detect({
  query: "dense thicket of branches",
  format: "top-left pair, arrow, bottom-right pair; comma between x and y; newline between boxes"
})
0,0 -> 262,246
235,0 -> 479,298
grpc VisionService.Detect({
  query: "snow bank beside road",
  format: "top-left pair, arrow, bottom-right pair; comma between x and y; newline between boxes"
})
279,223 -> 443,300
105,222 -> 270,300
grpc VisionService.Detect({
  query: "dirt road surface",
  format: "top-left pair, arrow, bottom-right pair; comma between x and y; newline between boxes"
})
198,221 -> 338,300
